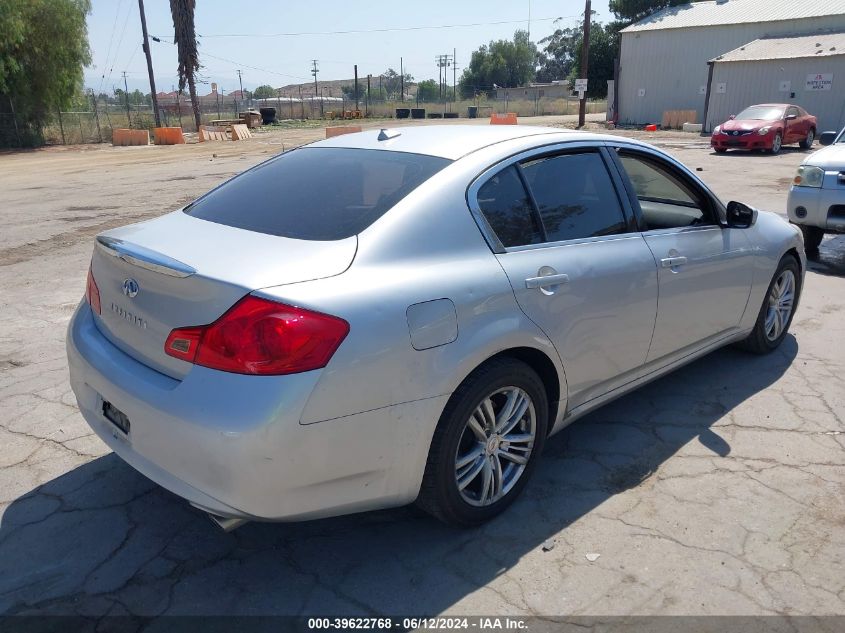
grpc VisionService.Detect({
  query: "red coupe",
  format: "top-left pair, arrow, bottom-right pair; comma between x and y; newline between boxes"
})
711,104 -> 817,154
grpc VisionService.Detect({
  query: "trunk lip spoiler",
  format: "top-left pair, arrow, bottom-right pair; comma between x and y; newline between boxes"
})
95,236 -> 197,278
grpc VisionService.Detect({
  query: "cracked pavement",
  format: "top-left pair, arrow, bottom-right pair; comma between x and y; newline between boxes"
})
0,118 -> 843,617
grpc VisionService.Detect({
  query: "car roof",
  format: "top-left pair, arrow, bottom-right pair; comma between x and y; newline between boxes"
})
312,124 -> 632,160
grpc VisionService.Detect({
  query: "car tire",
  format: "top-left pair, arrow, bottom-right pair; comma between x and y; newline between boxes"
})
416,358 -> 548,526
770,133 -> 782,154
737,254 -> 801,354
799,129 -> 815,149
714,147 -> 727,154
800,225 -> 823,253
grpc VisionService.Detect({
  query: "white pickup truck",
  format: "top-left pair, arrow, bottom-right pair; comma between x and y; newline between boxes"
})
788,128 -> 845,252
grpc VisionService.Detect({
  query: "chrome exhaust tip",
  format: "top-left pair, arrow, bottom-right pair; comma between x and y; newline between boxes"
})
207,513 -> 249,532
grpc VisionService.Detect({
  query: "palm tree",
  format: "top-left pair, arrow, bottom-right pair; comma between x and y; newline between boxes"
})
169,0 -> 201,130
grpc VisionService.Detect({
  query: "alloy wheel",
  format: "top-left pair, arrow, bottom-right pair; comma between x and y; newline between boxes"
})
454,387 -> 536,507
772,134 -> 782,153
765,269 -> 795,341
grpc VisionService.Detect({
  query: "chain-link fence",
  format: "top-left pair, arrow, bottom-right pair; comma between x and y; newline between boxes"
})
0,96 -> 607,147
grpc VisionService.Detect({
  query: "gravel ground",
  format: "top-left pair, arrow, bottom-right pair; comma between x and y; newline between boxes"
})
0,115 -> 843,618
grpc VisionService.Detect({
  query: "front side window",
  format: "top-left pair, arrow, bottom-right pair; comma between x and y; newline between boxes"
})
520,152 -> 627,242
475,150 -> 628,248
185,147 -> 451,240
618,152 -> 712,230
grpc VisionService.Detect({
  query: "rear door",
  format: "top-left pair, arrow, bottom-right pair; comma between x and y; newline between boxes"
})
609,146 -> 753,363
469,144 -> 658,409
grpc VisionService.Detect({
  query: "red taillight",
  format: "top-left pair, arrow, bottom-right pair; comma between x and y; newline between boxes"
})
164,295 -> 350,375
86,264 -> 101,315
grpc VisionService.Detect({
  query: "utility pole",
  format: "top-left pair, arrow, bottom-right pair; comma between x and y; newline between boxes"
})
528,0 -> 532,41
122,71 -> 131,125
366,74 -> 371,117
578,0 -> 591,128
236,69 -> 244,113
435,54 -> 453,111
400,57 -> 404,102
453,48 -> 457,102
311,60 -> 319,98
354,65 -> 359,111
137,0 -> 160,127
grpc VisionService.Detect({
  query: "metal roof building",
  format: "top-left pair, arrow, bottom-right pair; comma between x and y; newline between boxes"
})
616,0 -> 845,128
703,32 -> 845,132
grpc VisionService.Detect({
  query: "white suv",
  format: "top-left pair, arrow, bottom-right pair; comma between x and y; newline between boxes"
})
787,127 -> 845,252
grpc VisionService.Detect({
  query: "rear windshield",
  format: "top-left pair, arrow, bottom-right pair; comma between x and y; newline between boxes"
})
184,147 -> 451,240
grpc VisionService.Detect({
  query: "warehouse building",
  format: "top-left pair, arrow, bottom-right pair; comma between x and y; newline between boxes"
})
616,0 -> 845,128
704,32 -> 845,132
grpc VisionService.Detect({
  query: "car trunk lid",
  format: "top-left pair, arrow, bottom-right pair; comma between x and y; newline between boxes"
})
90,211 -> 357,379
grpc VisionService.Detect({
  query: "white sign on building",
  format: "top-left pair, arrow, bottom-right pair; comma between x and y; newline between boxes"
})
805,74 -> 833,91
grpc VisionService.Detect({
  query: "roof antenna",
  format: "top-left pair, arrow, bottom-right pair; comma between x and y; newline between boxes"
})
378,128 -> 401,141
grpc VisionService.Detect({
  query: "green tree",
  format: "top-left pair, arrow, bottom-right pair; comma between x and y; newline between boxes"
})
253,84 -> 276,99
0,0 -> 91,146
609,0 -> 689,24
536,22 -> 581,83
458,30 -> 537,98
564,21 -> 619,99
381,68 -> 414,100
129,89 -> 147,106
415,79 -> 439,102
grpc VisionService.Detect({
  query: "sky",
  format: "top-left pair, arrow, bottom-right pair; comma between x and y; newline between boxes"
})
84,0 -> 612,96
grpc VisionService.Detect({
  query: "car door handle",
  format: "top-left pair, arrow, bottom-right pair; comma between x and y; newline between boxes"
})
660,256 -> 688,269
525,273 -> 570,289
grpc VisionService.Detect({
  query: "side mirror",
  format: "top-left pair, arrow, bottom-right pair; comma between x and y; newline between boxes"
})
726,201 -> 757,229
729,114 -> 736,120
819,131 -> 838,146
786,113 -> 797,120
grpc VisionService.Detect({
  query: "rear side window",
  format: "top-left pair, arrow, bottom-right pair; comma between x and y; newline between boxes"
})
475,150 -> 627,248
520,152 -> 626,242
185,147 -> 451,240
476,165 -> 543,247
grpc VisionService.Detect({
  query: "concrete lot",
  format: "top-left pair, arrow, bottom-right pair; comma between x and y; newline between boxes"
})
0,116 -> 843,617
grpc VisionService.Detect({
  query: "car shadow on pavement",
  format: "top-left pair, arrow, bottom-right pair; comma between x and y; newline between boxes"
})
806,234 -> 845,277
710,146 -> 811,157
0,338 -> 798,616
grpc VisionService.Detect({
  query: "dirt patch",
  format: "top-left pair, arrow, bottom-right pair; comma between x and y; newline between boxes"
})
0,212 -> 160,267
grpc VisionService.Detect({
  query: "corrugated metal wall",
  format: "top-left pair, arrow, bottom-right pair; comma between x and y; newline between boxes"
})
706,58 -> 845,132
618,16 -> 845,125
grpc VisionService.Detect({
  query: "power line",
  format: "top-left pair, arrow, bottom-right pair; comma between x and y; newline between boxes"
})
150,37 -> 311,81
151,15 -> 573,39
97,0 -> 125,93
103,1 -> 136,95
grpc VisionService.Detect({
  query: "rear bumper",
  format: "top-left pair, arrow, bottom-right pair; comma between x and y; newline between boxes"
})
67,302 -> 446,521
787,185 -> 845,232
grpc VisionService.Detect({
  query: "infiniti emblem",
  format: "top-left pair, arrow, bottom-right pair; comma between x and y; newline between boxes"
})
122,278 -> 139,298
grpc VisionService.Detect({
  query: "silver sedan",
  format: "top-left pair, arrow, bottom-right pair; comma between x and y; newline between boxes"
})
67,125 -> 805,528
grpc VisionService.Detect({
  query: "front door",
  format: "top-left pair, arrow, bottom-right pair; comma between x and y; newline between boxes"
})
784,106 -> 804,144
611,148 -> 754,363
471,147 -> 658,408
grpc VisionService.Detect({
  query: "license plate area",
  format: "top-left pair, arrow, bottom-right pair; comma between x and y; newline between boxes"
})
103,400 -> 131,435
